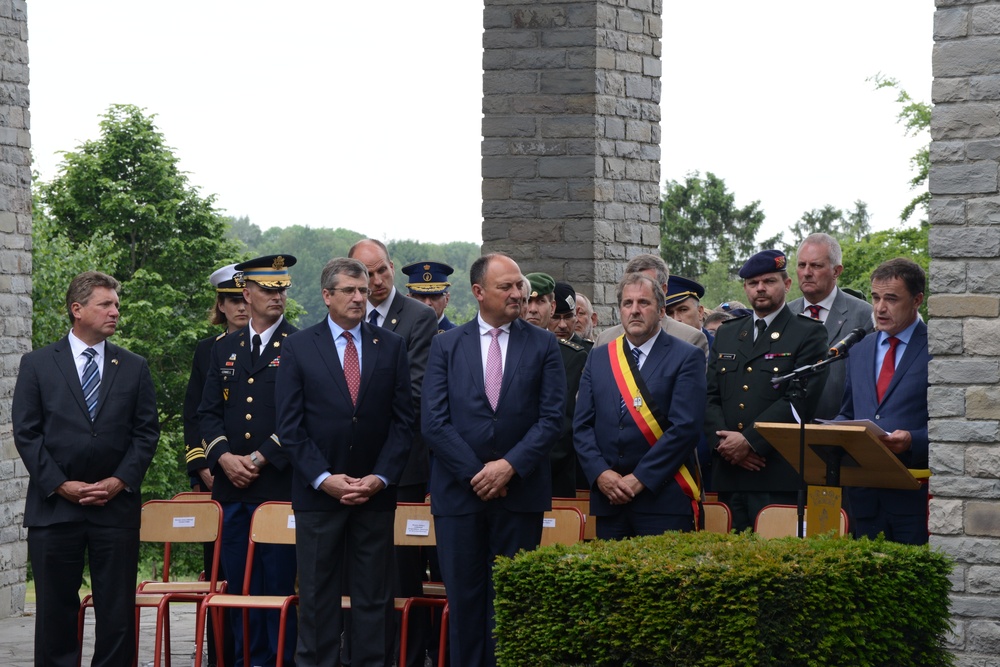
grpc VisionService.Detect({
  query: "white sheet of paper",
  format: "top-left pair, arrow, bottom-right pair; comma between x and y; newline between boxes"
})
542,517 -> 556,528
406,519 -> 430,536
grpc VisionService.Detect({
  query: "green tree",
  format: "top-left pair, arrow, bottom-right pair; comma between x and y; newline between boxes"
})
871,74 -> 931,223
781,200 -> 872,254
34,104 -> 243,525
659,172 -> 774,279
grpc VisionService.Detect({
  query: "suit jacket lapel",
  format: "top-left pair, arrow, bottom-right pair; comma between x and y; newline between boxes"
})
356,322 -> 380,406
383,293 -> 403,333
880,322 -> 926,405
498,320 -> 526,407
639,331 -> 670,379
56,338 -> 91,419
461,320 -> 487,402
94,342 -> 121,420
825,290 -> 848,342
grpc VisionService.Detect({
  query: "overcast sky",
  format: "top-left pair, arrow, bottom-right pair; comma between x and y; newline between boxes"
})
28,1 -> 932,247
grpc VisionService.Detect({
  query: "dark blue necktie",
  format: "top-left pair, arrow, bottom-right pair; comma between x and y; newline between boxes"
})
81,347 -> 100,420
620,346 -> 642,416
368,310 -> 379,326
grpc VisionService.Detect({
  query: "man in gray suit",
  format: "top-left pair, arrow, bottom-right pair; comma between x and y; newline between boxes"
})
594,254 -> 709,355
788,233 -> 874,419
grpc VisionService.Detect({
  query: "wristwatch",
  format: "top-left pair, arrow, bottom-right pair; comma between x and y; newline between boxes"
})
249,451 -> 260,466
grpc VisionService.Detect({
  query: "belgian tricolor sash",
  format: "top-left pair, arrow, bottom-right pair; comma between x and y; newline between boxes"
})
608,335 -> 701,527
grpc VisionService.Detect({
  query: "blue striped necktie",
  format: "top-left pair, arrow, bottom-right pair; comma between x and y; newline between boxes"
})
81,347 -> 100,420
619,346 -> 642,416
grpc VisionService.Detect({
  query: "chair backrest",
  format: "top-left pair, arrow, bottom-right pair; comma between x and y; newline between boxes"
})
250,501 -> 297,546
541,506 -> 586,546
552,496 -> 595,540
171,491 -> 213,500
754,504 -> 848,538
394,503 -> 436,547
140,498 -> 223,583
702,501 -> 732,534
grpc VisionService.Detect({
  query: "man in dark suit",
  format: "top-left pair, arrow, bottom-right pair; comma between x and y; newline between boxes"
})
788,233 -> 874,419
13,271 -> 159,667
574,273 -> 706,538
199,254 -> 299,667
705,250 -> 829,531
403,260 -> 459,332
594,254 -> 709,355
276,257 -> 413,667
836,258 -> 930,545
348,240 -> 437,667
422,253 -> 565,667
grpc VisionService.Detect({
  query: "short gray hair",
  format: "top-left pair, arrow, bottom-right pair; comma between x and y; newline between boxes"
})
616,273 -> 665,311
798,233 -> 843,267
321,257 -> 368,290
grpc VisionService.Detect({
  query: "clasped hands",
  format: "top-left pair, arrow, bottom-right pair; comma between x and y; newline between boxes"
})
596,470 -> 645,505
715,430 -> 766,471
471,459 -> 514,501
57,477 -> 126,506
321,474 -> 385,506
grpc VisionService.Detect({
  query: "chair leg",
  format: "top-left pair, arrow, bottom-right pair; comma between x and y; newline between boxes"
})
438,604 -> 449,667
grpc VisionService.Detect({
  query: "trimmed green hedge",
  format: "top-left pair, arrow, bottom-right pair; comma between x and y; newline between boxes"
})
494,532 -> 952,667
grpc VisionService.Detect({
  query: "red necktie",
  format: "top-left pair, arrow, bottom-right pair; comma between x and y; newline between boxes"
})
806,304 -> 822,320
876,336 -> 899,403
342,331 -> 360,405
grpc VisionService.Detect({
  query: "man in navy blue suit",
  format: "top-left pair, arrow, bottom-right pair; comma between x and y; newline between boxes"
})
276,257 -> 413,666
575,273 -> 706,538
422,252 -> 565,667
837,258 -> 930,545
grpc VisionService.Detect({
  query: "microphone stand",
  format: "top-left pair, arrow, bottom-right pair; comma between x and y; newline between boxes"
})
771,354 -> 848,538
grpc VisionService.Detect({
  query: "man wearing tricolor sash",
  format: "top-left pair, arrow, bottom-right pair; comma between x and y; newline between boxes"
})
574,273 -> 707,538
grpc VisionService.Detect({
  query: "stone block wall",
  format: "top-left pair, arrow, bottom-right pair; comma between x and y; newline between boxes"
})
0,0 -> 29,620
482,0 -> 663,324
930,0 -> 1000,662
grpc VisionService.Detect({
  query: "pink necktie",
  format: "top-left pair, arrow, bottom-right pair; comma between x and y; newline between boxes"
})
485,328 -> 502,411
343,331 -> 360,405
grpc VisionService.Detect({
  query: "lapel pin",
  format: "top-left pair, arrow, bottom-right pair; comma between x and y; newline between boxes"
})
771,332 -> 780,340
373,338 -> 379,344
111,358 -> 119,365
240,341 -> 245,347
739,330 -> 748,340
391,318 -> 398,325
273,341 -> 280,348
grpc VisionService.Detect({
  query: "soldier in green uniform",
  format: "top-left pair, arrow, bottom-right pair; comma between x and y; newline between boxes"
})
705,250 -> 829,532
523,272 -> 587,498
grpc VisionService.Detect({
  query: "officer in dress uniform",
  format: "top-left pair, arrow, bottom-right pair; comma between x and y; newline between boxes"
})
549,281 -> 594,354
524,272 -> 587,498
198,254 -> 299,667
664,275 -> 714,349
705,250 -> 829,532
404,260 -> 458,332
182,263 -> 246,667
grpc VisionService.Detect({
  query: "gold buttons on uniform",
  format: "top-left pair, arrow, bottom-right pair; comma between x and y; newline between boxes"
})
738,422 -> 744,430
746,366 -> 752,373
742,385 -> 749,391
739,403 -> 745,410
245,414 -> 252,421
248,378 -> 254,385
247,397 -> 253,403
244,433 -> 251,440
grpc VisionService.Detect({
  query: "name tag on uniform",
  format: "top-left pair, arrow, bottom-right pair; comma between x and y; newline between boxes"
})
219,368 -> 235,377
717,353 -> 736,360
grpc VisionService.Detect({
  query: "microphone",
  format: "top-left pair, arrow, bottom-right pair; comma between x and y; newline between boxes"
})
827,328 -> 867,358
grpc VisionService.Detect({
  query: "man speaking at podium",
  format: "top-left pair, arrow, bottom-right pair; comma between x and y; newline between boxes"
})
836,258 -> 929,545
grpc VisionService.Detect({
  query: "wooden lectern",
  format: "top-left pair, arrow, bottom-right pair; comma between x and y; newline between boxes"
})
755,421 -> 921,536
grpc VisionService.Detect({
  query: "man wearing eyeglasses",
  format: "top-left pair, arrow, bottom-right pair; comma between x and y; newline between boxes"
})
277,257 -> 413,667
347,239 -> 438,667
198,254 -> 299,667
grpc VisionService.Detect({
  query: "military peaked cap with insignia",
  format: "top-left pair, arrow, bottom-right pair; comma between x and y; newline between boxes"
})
402,261 -> 454,295
210,263 -> 243,294
664,275 -> 706,308
525,272 -> 555,299
738,249 -> 787,280
553,281 -> 577,315
234,255 -> 297,289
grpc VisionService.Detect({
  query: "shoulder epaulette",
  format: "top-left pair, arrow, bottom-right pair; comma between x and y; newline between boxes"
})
215,330 -> 228,341
719,313 -> 750,324
559,338 -> 586,352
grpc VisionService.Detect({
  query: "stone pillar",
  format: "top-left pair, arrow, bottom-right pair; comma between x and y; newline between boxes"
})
481,0 -> 662,324
929,1 -> 1000,661
0,0 -> 30,619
